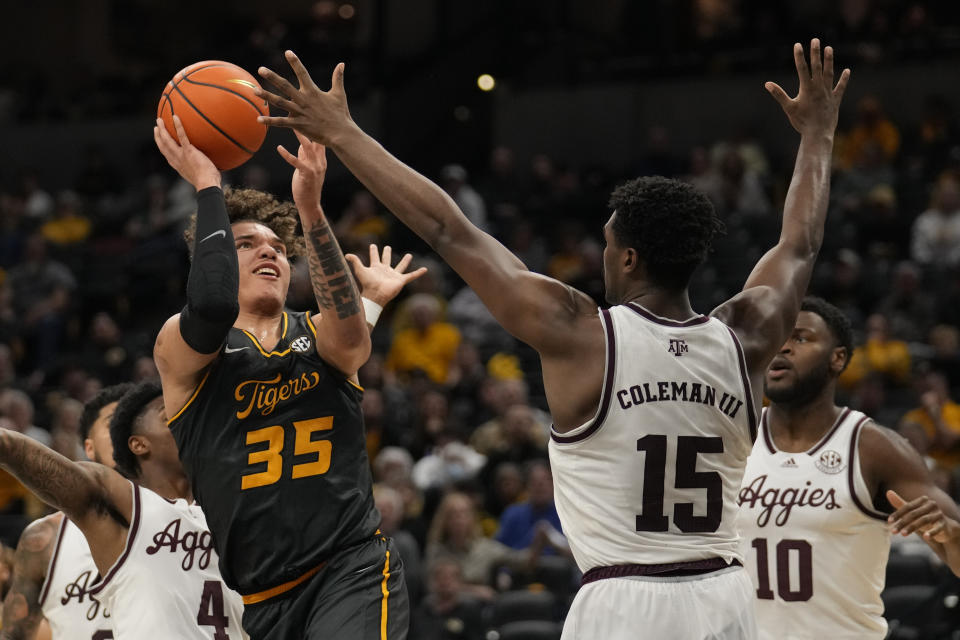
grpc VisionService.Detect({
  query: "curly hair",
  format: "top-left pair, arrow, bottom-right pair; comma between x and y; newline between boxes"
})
79,382 -> 133,441
608,176 -> 725,290
184,187 -> 305,258
109,380 -> 163,479
801,296 -> 854,371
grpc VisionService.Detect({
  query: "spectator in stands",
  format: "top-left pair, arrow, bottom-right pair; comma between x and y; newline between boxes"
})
387,293 -> 462,384
474,404 -> 549,473
40,191 -> 91,247
0,389 -> 50,446
48,397 -> 84,461
877,261 -> 937,342
335,190 -> 390,253
471,379 -> 551,454
5,232 -> 76,373
476,145 -> 524,232
495,460 -> 563,553
410,555 -> 484,640
425,491 -> 514,601
485,462 -> 524,519
911,175 -> 960,268
80,311 -> 133,385
900,371 -> 960,470
839,312 -> 912,390
840,95 -> 901,169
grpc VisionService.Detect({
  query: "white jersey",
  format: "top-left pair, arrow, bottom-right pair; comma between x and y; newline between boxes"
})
90,483 -> 247,640
549,303 -> 757,573
39,515 -> 113,639
737,407 -> 891,639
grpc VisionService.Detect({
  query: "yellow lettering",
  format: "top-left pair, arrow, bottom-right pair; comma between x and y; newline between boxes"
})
291,417 -> 334,479
234,375 -> 282,420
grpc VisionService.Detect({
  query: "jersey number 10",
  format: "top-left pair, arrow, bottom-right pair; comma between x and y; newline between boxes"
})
241,417 -> 333,490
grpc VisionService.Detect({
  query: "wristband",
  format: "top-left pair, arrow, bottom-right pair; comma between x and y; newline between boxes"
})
362,297 -> 383,327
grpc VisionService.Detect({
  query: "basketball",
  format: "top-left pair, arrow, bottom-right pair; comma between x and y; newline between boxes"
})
157,61 -> 268,171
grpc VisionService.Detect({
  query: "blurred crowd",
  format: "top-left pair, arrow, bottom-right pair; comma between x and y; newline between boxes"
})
4,0 -> 960,123
3,84 -> 960,632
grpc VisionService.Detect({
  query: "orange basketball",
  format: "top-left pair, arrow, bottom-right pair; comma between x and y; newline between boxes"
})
158,61 -> 268,171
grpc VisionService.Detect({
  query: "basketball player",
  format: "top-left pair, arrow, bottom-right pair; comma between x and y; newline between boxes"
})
257,39 -> 848,638
737,297 -> 960,639
0,380 -> 248,638
1,383 -> 130,640
152,117 -> 418,639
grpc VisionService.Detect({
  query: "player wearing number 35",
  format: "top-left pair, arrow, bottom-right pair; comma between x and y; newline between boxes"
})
255,39 -> 848,640
152,109 -> 421,636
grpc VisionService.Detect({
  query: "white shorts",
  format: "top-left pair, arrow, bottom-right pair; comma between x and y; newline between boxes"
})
561,566 -> 757,640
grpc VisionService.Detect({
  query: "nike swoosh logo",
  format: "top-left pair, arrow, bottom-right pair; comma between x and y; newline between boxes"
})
224,346 -> 248,354
200,229 -> 226,243
352,562 -> 382,576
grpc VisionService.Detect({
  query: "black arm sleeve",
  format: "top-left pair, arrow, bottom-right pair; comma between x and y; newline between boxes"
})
179,187 -> 240,354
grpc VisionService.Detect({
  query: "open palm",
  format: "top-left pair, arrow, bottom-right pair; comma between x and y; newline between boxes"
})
346,245 -> 427,306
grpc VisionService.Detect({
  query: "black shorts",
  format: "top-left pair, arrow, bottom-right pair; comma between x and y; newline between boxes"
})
242,535 -> 409,640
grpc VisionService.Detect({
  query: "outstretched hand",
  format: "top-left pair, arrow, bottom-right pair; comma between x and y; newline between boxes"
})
153,115 -> 221,191
345,245 -> 427,307
278,130 -> 327,208
256,51 -> 353,147
766,39 -> 850,137
887,489 -> 959,543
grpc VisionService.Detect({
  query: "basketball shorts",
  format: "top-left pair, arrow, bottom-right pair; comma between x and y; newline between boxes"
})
241,535 -> 409,640
561,565 -> 756,640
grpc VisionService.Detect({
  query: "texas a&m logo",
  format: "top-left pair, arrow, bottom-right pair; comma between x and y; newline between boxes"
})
668,339 -> 688,357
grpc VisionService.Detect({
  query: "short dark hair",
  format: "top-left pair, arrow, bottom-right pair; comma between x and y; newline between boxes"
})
79,383 -> 134,441
184,187 -> 305,258
109,380 -> 163,479
801,296 -> 854,370
608,176 -> 724,290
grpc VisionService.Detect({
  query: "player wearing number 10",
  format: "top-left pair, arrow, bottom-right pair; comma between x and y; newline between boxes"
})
153,114 -> 413,639
255,39 -> 847,639
737,298 -> 960,639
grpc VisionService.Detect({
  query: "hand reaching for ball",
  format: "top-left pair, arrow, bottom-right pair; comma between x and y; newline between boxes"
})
153,115 -> 222,191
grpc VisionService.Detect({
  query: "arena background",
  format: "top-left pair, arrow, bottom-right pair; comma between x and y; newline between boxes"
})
3,1 -> 960,637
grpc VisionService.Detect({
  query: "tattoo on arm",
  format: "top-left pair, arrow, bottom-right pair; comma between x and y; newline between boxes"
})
1,518 -> 57,640
0,432 -> 120,526
305,220 -> 361,320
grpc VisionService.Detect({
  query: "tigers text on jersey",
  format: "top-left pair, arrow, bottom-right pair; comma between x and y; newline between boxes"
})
168,311 -> 379,595
39,515 -> 112,639
90,483 -> 246,640
736,408 -> 890,639
548,303 -> 757,573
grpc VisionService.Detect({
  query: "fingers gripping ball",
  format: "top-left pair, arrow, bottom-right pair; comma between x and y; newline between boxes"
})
158,61 -> 268,170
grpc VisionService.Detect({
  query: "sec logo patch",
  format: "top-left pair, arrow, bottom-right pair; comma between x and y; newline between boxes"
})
815,449 -> 845,474
290,336 -> 312,353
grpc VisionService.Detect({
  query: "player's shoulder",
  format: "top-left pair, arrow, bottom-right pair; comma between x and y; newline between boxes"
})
15,512 -> 64,559
709,286 -> 778,329
857,419 -> 926,478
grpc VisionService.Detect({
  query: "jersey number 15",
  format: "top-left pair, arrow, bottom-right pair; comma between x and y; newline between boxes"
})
241,417 -> 333,490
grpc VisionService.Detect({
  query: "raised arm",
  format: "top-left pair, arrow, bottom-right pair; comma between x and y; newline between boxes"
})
255,54 -> 598,356
276,131 -> 370,375
713,39 -> 850,372
0,514 -> 58,640
152,116 -> 239,412
0,430 -> 130,575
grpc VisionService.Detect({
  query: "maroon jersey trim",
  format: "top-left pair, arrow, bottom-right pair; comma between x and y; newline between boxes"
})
625,302 -> 709,327
37,514 -> 69,607
89,483 -> 142,596
848,417 -> 889,522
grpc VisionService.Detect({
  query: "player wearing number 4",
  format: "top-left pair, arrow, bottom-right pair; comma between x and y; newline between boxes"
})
737,297 -> 960,639
0,380 -> 248,639
256,39 -> 847,639
153,114 -> 420,639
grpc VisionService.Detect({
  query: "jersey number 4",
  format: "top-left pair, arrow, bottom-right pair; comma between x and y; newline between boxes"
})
635,435 -> 724,533
241,417 -> 333,490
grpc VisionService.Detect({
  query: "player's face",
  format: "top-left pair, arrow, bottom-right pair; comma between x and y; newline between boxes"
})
84,401 -> 118,469
765,311 -> 839,404
233,221 -> 291,313
137,397 -> 185,476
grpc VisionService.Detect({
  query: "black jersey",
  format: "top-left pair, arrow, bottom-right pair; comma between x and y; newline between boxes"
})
168,311 -> 380,594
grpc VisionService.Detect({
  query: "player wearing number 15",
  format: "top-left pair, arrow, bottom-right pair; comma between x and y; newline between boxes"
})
737,298 -> 960,639
255,39 -> 847,639
153,115 -> 414,639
